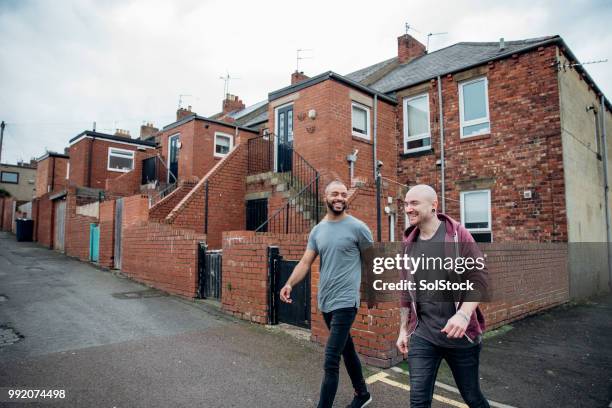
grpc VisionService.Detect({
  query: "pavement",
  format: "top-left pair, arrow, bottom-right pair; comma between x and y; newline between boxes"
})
0,231 -> 610,407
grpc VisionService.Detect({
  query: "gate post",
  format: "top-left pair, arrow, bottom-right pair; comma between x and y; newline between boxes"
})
267,246 -> 280,325
197,242 -> 208,298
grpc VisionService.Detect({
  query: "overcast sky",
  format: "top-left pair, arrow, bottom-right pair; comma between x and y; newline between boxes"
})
0,0 -> 610,164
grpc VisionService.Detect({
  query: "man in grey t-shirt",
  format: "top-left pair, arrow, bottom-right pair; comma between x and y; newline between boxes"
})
280,180 -> 373,408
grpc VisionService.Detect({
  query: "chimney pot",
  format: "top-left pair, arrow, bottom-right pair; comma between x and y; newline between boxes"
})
499,37 -> 505,51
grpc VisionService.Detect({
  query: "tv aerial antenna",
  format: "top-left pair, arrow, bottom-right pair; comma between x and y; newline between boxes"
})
219,71 -> 241,98
296,49 -> 313,72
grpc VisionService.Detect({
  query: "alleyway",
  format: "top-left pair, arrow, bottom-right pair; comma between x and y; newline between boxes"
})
0,232 -> 609,407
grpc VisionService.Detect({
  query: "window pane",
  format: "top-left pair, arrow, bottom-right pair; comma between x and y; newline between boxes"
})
216,136 -> 230,154
471,232 -> 492,243
463,122 -> 490,137
464,191 -> 489,229
279,112 -> 285,137
407,96 -> 429,136
406,137 -> 431,151
109,155 -> 133,170
1,172 -> 18,183
462,80 -> 487,121
352,106 -> 367,134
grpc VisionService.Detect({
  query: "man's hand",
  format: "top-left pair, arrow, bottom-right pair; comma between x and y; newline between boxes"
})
280,284 -> 292,303
396,330 -> 409,354
441,313 -> 469,338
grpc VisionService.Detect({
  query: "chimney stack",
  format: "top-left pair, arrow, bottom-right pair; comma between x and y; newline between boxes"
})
114,129 -> 131,138
291,71 -> 310,85
176,105 -> 195,121
397,33 -> 426,64
139,122 -> 159,140
222,94 -> 245,115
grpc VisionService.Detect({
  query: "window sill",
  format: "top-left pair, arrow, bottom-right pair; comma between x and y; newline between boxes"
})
400,148 -> 434,158
459,133 -> 491,143
352,135 -> 372,145
107,168 -> 133,173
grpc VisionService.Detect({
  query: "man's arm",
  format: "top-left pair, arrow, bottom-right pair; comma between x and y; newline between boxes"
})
396,307 -> 411,353
279,249 -> 317,304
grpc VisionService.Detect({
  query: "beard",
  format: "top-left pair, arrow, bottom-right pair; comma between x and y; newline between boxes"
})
326,199 -> 346,215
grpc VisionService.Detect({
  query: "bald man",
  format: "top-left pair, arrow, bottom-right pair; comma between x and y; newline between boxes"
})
397,185 -> 490,408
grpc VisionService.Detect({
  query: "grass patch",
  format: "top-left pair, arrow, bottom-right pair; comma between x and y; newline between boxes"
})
483,324 -> 513,340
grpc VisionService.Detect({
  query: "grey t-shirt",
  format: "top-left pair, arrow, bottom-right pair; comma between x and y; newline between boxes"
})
307,215 -> 373,313
413,222 -> 474,348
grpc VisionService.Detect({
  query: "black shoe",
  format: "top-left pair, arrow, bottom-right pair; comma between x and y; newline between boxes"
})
346,392 -> 372,408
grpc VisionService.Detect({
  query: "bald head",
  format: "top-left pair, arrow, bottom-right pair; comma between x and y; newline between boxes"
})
406,184 -> 438,205
404,184 -> 439,227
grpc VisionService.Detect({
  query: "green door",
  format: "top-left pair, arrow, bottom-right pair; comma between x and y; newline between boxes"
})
89,223 -> 100,262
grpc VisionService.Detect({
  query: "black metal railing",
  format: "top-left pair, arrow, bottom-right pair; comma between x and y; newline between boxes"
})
255,175 -> 324,234
141,155 -> 178,208
247,133 -> 274,175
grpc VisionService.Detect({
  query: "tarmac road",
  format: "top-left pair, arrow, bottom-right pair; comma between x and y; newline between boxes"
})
0,232 -> 610,407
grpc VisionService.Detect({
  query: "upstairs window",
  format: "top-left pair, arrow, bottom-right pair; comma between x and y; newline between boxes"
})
460,189 -> 492,242
107,147 -> 134,172
0,171 -> 19,184
403,93 -> 431,153
351,102 -> 370,140
459,77 -> 490,138
214,132 -> 233,157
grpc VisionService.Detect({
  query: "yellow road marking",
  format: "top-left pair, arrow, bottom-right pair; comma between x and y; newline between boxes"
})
365,371 -> 468,408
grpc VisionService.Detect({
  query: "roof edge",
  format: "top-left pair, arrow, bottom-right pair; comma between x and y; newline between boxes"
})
162,114 -> 260,133
268,71 -> 397,104
68,130 -> 156,147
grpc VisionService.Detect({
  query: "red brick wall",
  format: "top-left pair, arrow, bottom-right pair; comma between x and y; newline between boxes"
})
148,181 -> 196,221
120,194 -> 205,298
99,200 -> 115,268
1,197 -> 15,232
69,137 -> 154,189
159,119 -> 257,182
32,195 -> 54,247
36,156 -> 69,198
167,143 -> 249,249
64,191 -> 97,261
221,230 -> 569,367
396,45 -> 566,242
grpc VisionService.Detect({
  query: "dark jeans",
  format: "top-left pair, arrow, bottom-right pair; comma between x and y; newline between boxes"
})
317,307 -> 367,408
408,335 -> 490,408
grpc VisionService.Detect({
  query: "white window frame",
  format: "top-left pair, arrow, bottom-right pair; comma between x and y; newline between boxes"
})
214,132 -> 234,158
460,189 -> 492,240
351,102 -> 371,140
107,147 -> 135,173
403,93 -> 432,153
459,76 -> 491,139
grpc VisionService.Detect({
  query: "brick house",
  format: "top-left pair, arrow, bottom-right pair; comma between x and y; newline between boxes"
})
19,31 -> 612,368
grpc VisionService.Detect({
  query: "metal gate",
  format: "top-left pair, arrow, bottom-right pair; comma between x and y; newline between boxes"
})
89,223 -> 100,262
53,199 -> 66,252
198,243 -> 222,300
114,198 -> 123,269
268,247 -> 311,328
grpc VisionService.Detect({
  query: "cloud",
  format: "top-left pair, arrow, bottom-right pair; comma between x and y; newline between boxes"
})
0,0 -> 610,164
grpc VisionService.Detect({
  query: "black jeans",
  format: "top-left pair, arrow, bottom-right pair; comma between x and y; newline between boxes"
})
408,335 -> 490,408
317,307 -> 368,408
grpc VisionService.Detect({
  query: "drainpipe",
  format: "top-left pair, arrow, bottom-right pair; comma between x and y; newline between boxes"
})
87,135 -> 95,188
347,149 -> 359,185
600,95 -> 612,290
373,94 -> 382,242
437,75 -> 446,213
